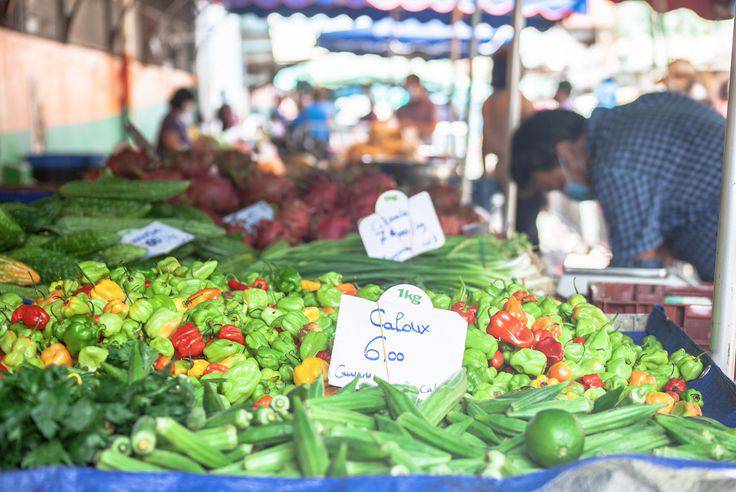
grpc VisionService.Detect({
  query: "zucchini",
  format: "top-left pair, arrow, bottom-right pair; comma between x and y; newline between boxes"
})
60,177 -> 189,201
62,197 -> 152,218
53,216 -> 225,239
46,231 -> 120,256
0,208 -> 26,251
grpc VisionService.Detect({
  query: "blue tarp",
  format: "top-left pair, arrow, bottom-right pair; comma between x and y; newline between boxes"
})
223,0 -> 587,28
2,306 -> 735,491
317,18 -> 515,59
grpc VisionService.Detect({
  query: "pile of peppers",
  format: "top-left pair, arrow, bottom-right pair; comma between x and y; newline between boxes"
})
0,256 -> 706,412
460,284 -> 705,412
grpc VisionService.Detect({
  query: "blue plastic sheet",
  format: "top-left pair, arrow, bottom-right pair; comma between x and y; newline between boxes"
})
2,306 -> 736,491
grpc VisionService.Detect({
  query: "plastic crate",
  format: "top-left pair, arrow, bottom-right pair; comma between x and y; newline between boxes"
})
591,282 -> 713,350
27,154 -> 104,182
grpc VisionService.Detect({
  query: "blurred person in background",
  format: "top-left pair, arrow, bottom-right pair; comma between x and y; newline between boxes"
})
477,52 -> 536,241
396,74 -> 438,141
554,81 -> 573,110
659,59 -> 697,96
217,102 -> 238,132
157,88 -> 196,156
510,92 -> 724,281
291,87 -> 334,156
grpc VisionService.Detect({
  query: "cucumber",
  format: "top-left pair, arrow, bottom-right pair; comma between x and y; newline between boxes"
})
60,177 -> 189,201
46,231 -> 120,256
8,247 -> 78,282
53,216 -> 225,239
95,243 -> 148,266
62,197 -> 152,218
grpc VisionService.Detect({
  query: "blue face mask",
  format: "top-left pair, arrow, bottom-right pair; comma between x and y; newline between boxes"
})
563,182 -> 595,201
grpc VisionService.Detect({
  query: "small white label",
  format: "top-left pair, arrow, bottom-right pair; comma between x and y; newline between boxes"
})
328,284 -> 467,397
358,190 -> 445,262
223,201 -> 275,232
120,221 -> 194,258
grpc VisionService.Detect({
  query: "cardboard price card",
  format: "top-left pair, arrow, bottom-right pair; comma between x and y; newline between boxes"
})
358,190 -> 445,262
120,221 -> 194,258
223,201 -> 275,233
327,284 -> 467,397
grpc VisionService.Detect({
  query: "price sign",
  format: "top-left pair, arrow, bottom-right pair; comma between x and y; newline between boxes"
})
328,284 -> 467,397
223,201 -> 275,233
120,221 -> 194,258
358,190 -> 445,262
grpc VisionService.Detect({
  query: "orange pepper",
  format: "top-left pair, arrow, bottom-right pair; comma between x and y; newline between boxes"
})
503,296 -> 527,324
90,279 -> 125,303
301,280 -> 321,292
671,400 -> 703,417
294,357 -> 329,385
186,288 -> 222,309
337,283 -> 357,296
547,361 -> 574,381
321,307 -> 335,315
103,299 -> 129,316
629,370 -> 657,387
38,290 -> 63,308
531,316 -> 562,339
40,343 -> 73,367
645,392 -> 676,414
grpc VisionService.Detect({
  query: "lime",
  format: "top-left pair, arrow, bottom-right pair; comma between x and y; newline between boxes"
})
524,409 -> 584,467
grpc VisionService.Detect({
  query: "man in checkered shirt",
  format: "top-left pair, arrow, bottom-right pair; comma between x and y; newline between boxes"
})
510,92 -> 724,281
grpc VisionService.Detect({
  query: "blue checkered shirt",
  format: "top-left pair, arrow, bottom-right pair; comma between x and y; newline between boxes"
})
588,92 -> 725,281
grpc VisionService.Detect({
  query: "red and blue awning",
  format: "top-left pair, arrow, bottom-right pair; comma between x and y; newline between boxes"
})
316,18 -> 515,59
223,0 -> 587,27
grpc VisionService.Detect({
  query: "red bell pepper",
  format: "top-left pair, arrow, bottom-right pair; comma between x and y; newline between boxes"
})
451,302 -> 477,325
534,337 -> 564,366
0,363 -> 7,378
572,337 -> 586,344
154,356 -> 173,374
228,279 -> 250,291
581,373 -> 604,390
663,377 -> 687,395
11,305 -> 27,324
203,363 -> 229,375
666,390 -> 681,402
22,305 -> 50,330
252,278 -> 269,290
533,328 -> 555,344
253,395 -> 273,409
315,350 -> 331,363
73,284 -> 94,296
511,290 -> 537,304
486,311 -> 534,348
502,296 -> 528,324
490,350 -> 504,369
218,324 -> 244,345
170,323 -> 206,358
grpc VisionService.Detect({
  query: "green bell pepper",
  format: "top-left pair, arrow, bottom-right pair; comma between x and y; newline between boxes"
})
144,308 -> 182,339
279,365 -> 294,383
580,357 -> 605,374
277,294 -> 305,312
62,316 -> 99,355
509,349 -> 547,376
558,302 -> 573,318
492,371 -> 513,391
606,358 -> 632,380
430,293 -> 451,310
624,383 -> 655,404
244,288 -> 269,310
271,331 -> 297,355
642,335 -> 663,350
156,257 -> 181,274
189,260 -> 218,280
669,348 -> 688,365
1,336 -> 36,367
568,293 -> 586,307
221,358 -> 262,403
611,344 -> 637,365
609,331 -> 624,349
463,348 -> 487,368
564,342 -> 585,363
299,331 -> 328,359
205,339 -> 245,363
603,374 -> 628,392
677,355 -> 704,381
188,300 -> 226,334
256,347 -> 283,370
275,267 -> 301,293
681,388 -> 704,407
318,272 -> 342,286
78,261 -> 109,283
584,329 -> 612,362
97,313 -> 122,337
538,297 -> 557,316
260,307 -> 285,326
245,331 -> 269,352
169,278 -> 204,297
0,293 -> 23,309
465,366 -> 485,392
121,318 -> 141,339
274,312 -> 309,338
509,374 -> 532,391
78,346 -> 109,371
639,348 -> 669,369
358,284 -> 383,301
61,295 -> 91,318
129,299 -> 154,323
316,285 -> 341,309
149,277 -> 172,296
465,328 -> 498,357
584,387 -> 606,400
522,303 -> 542,319
149,337 -> 175,358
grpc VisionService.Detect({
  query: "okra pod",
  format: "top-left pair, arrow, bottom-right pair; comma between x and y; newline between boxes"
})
292,397 -> 330,477
238,423 -> 293,445
142,449 -> 206,474
397,413 -> 486,458
243,442 -> 295,472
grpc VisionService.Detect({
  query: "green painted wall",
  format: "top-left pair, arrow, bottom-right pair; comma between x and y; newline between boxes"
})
0,102 -> 168,169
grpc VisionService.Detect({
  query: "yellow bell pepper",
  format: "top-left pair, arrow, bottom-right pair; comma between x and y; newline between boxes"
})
103,299 -> 129,316
294,357 -> 329,386
531,375 -> 559,388
188,359 -> 210,378
301,280 -> 321,292
40,343 -> 73,367
173,360 -> 191,376
172,297 -> 187,313
90,279 -> 125,303
186,289 -> 221,309
302,307 -> 320,323
646,391 -> 676,414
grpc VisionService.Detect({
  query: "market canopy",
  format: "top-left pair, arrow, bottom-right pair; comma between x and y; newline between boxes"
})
222,0 -> 587,27
612,0 -> 733,20
316,18 -> 515,59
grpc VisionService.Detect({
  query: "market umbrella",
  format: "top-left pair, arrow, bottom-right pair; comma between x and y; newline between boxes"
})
611,0 -> 733,20
316,18 -> 516,59
222,0 -> 586,26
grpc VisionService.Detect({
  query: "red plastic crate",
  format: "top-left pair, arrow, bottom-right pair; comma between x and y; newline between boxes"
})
590,282 -> 713,351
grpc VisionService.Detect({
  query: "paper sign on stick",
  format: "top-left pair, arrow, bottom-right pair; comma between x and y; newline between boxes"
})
120,221 -> 194,258
358,190 -> 445,261
223,201 -> 275,233
328,284 -> 467,397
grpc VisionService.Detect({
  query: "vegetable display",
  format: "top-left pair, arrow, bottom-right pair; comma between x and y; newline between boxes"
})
0,258 -> 724,477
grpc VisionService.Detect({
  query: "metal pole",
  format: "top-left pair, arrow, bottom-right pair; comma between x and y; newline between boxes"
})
503,0 -> 524,236
460,1 -> 481,205
710,20 -> 736,378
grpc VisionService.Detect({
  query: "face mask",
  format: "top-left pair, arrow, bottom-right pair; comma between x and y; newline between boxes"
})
563,182 -> 595,201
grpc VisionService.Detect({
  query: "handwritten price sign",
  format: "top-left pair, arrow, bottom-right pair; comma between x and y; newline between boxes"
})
328,284 -> 467,397
223,201 -> 275,233
358,190 -> 445,261
120,221 -> 194,258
